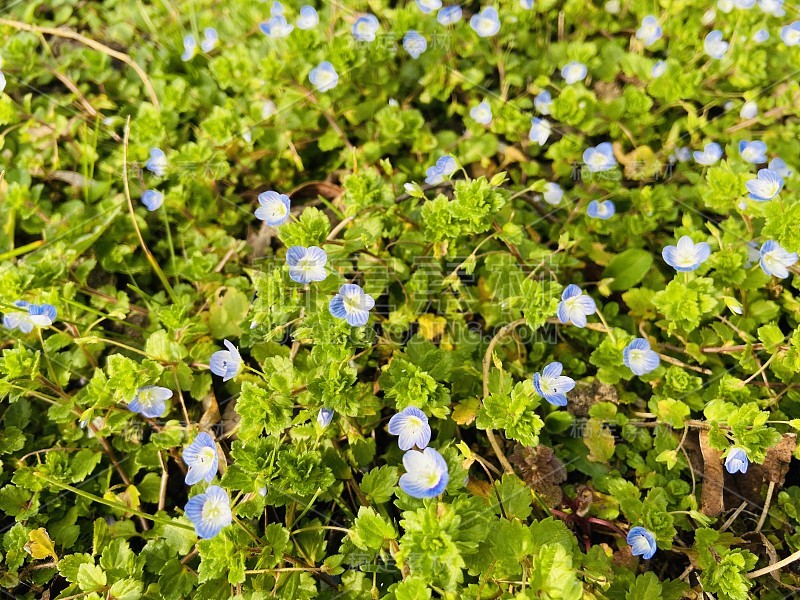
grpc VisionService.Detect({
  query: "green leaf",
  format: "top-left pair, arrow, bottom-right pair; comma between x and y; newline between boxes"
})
603,248 -> 654,291
360,466 -> 399,504
77,563 -> 107,592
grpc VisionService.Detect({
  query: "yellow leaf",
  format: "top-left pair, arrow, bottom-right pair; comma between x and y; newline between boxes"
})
452,398 -> 480,426
418,313 -> 447,340
25,528 -> 57,561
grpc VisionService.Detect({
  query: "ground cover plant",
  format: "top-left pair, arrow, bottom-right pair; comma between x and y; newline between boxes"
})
2,0 -> 800,598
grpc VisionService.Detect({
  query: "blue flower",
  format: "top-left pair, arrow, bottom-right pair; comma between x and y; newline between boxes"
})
627,526 -> 657,559
317,407 -> 334,428
329,284 -> 375,327
260,15 -> 294,38
704,30 -> 729,58
416,0 -> 442,13
780,21 -> 800,46
470,101 -> 492,125
201,28 -> 218,52
470,7 -> 500,37
26,303 -> 57,328
210,339 -> 242,381
3,301 -> 34,333
296,5 -> 319,30
0,72 -> 6,94
740,101 -> 758,120
129,386 -> 172,418
270,1 -> 284,15
725,447 -> 749,474
528,118 -> 551,146
286,246 -> 328,284
662,236 -> 711,272
693,142 -> 723,166
734,0 -> 756,8
437,5 -> 462,25
183,432 -> 219,485
739,140 -> 767,164
184,485 -> 232,539
262,100 -> 277,119
636,16 -> 662,47
309,61 -> 339,92
759,0 -> 785,16
353,14 -> 379,42
388,407 -> 432,450
403,31 -> 427,59
651,60 -> 667,78
399,447 -> 449,498
534,90 -> 552,115
753,28 -> 770,43
769,158 -> 791,179
533,361 -> 575,407
673,147 -> 691,163
759,240 -> 798,279
746,169 -> 783,201
181,34 -> 197,61
561,61 -> 587,84
424,155 -> 458,184
146,148 -> 167,176
623,338 -> 660,376
557,284 -> 596,328
587,200 -> 615,220
141,190 -> 164,211
520,0 -> 534,8
255,190 -> 290,225
542,182 -> 563,205
583,142 -> 616,172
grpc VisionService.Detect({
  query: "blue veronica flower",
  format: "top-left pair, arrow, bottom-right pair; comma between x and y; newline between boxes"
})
416,0 -> 442,13
662,236 -> 711,272
25,303 -> 58,329
286,246 -> 328,284
769,158 -> 792,178
623,338 -> 660,376
399,447 -> 449,498
183,432 -> 218,485
255,190 -> 290,225
529,118 -> 551,146
636,16 -> 662,47
317,407 -> 334,428
470,101 -> 492,125
210,339 -> 242,381
424,155 -> 458,184
146,148 -> 167,176
403,31 -> 427,59
201,28 -> 218,52
627,527 -> 657,559
3,301 -> 34,333
309,61 -> 339,92
470,7 -> 501,37
329,284 -> 375,327
740,101 -> 758,120
752,28 -> 770,43
739,140 -> 767,164
184,485 -> 232,539
587,200 -> 615,220
651,60 -> 667,78
781,22 -> 800,46
262,100 -> 277,119
388,407 -> 432,450
561,61 -> 587,84
724,447 -> 749,474
583,142 -> 616,172
520,0 -> 534,8
533,362 -> 575,407
129,385 -> 173,418
353,14 -> 379,42
271,1 -> 284,15
717,0 -> 734,14
557,284 -> 596,328
260,15 -> 294,38
759,240 -> 798,279
759,0 -> 784,16
542,182 -> 563,205
534,90 -> 552,114
437,5 -> 462,25
181,35 -> 197,61
674,147 -> 691,163
296,6 -> 319,30
141,190 -> 164,211
734,0 -> 756,8
704,30 -> 729,58
693,142 -> 723,166
0,72 -> 6,94
746,168 -> 783,201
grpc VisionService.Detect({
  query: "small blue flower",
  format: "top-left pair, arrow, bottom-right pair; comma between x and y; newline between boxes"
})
627,526 -> 657,559
470,101 -> 492,125
520,0 -> 534,8
759,240 -> 798,279
183,432 -> 219,485
651,60 -> 667,78
780,21 -> 800,46
329,284 -> 375,327
542,182 -> 563,205
528,118 -> 551,146
693,142 -> 723,166
3,301 -> 34,333
210,339 -> 242,381
769,158 -> 792,178
403,31 -> 427,59
437,5 -> 462,25
740,100 -> 758,120
201,27 -> 218,52
752,28 -> 770,43
317,407 -> 334,428
184,485 -> 232,539
262,100 -> 277,119
353,14 -> 379,42
388,407 -> 432,450
533,361 -> 575,407
286,246 -> 328,284
673,147 -> 691,163
662,236 -> 711,272
141,190 -> 164,211
24,303 -> 57,329
704,30 -> 729,59
271,1 -> 284,15
583,142 -> 616,172
470,7 -> 501,38
259,15 -> 294,38
424,155 -> 458,184
561,61 -> 587,84
0,72 -> 6,94
534,90 -> 552,115
296,5 -> 319,30
309,61 -> 339,92
181,34 -> 197,61
734,0 -> 756,8
739,140 -> 768,164
255,190 -> 290,225
623,338 -> 660,376
746,169 -> 783,201
557,284 -> 596,328
399,447 -> 449,498
146,148 -> 167,176
587,200 -> 615,220
129,386 -> 173,418
725,447 -> 749,474
416,0 -> 442,13
759,0 -> 785,16
636,16 -> 662,47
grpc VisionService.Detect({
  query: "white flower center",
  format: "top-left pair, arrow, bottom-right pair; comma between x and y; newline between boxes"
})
197,447 -> 216,466
202,497 -> 226,522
